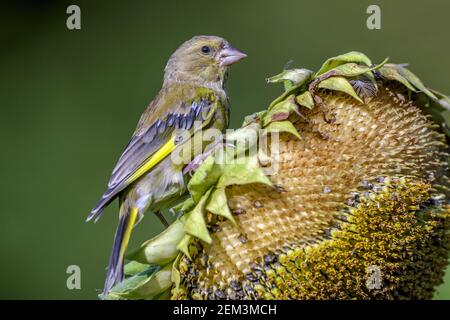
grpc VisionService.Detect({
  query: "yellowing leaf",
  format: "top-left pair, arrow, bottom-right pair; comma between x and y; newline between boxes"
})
242,111 -> 265,126
295,91 -> 315,109
263,95 -> 298,126
318,76 -> 364,103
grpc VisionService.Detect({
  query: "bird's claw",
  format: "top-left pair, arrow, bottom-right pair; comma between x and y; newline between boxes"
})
183,156 -> 204,176
183,141 -> 229,176
169,207 -> 184,219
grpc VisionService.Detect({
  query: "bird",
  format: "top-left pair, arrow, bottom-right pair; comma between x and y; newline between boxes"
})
87,35 -> 247,296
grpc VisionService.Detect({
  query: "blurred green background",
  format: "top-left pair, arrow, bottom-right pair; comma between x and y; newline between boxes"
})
0,0 -> 449,299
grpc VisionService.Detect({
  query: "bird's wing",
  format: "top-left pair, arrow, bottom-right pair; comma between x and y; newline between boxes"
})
88,84 -> 221,221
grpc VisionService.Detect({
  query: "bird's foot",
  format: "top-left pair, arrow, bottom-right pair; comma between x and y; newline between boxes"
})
183,141 -> 232,176
183,152 -> 211,176
154,210 -> 169,228
169,207 -> 184,219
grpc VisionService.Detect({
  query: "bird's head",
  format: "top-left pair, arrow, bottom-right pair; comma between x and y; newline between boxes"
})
163,35 -> 247,88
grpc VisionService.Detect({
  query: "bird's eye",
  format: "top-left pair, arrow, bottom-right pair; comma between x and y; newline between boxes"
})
201,46 -> 211,54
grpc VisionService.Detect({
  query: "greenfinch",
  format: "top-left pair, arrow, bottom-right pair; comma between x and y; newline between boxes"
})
87,35 -> 246,295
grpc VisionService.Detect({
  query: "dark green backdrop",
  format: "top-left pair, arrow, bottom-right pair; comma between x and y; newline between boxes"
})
0,0 -> 449,299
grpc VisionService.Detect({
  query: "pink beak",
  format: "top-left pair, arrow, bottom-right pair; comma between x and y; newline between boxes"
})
219,46 -> 247,67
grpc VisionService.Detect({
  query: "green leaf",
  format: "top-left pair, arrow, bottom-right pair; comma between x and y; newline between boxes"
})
206,187 -> 236,225
154,289 -> 172,300
182,189 -> 213,244
396,65 -> 438,100
128,219 -> 186,265
171,197 -> 195,215
326,58 -> 388,78
104,264 -> 161,299
124,261 -> 151,276
264,120 -> 301,139
217,155 -> 272,188
295,91 -> 315,109
107,264 -> 172,300
176,235 -> 192,259
268,71 -> 313,109
188,155 -> 223,203
263,95 -> 298,126
364,70 -> 377,87
441,110 -> 450,127
431,89 -> 450,105
267,68 -> 314,90
318,76 -> 364,103
419,94 -> 450,137
378,64 -> 417,92
171,253 -> 182,288
429,91 -> 450,133
316,51 -> 372,76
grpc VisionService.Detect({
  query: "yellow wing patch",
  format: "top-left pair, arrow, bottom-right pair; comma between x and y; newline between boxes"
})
125,137 -> 176,185
124,104 -> 218,186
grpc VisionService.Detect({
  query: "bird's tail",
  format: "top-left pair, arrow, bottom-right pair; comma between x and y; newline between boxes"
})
102,203 -> 139,297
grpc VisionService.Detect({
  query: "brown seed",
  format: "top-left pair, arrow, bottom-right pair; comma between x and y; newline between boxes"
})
233,208 -> 246,215
239,234 -> 248,244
